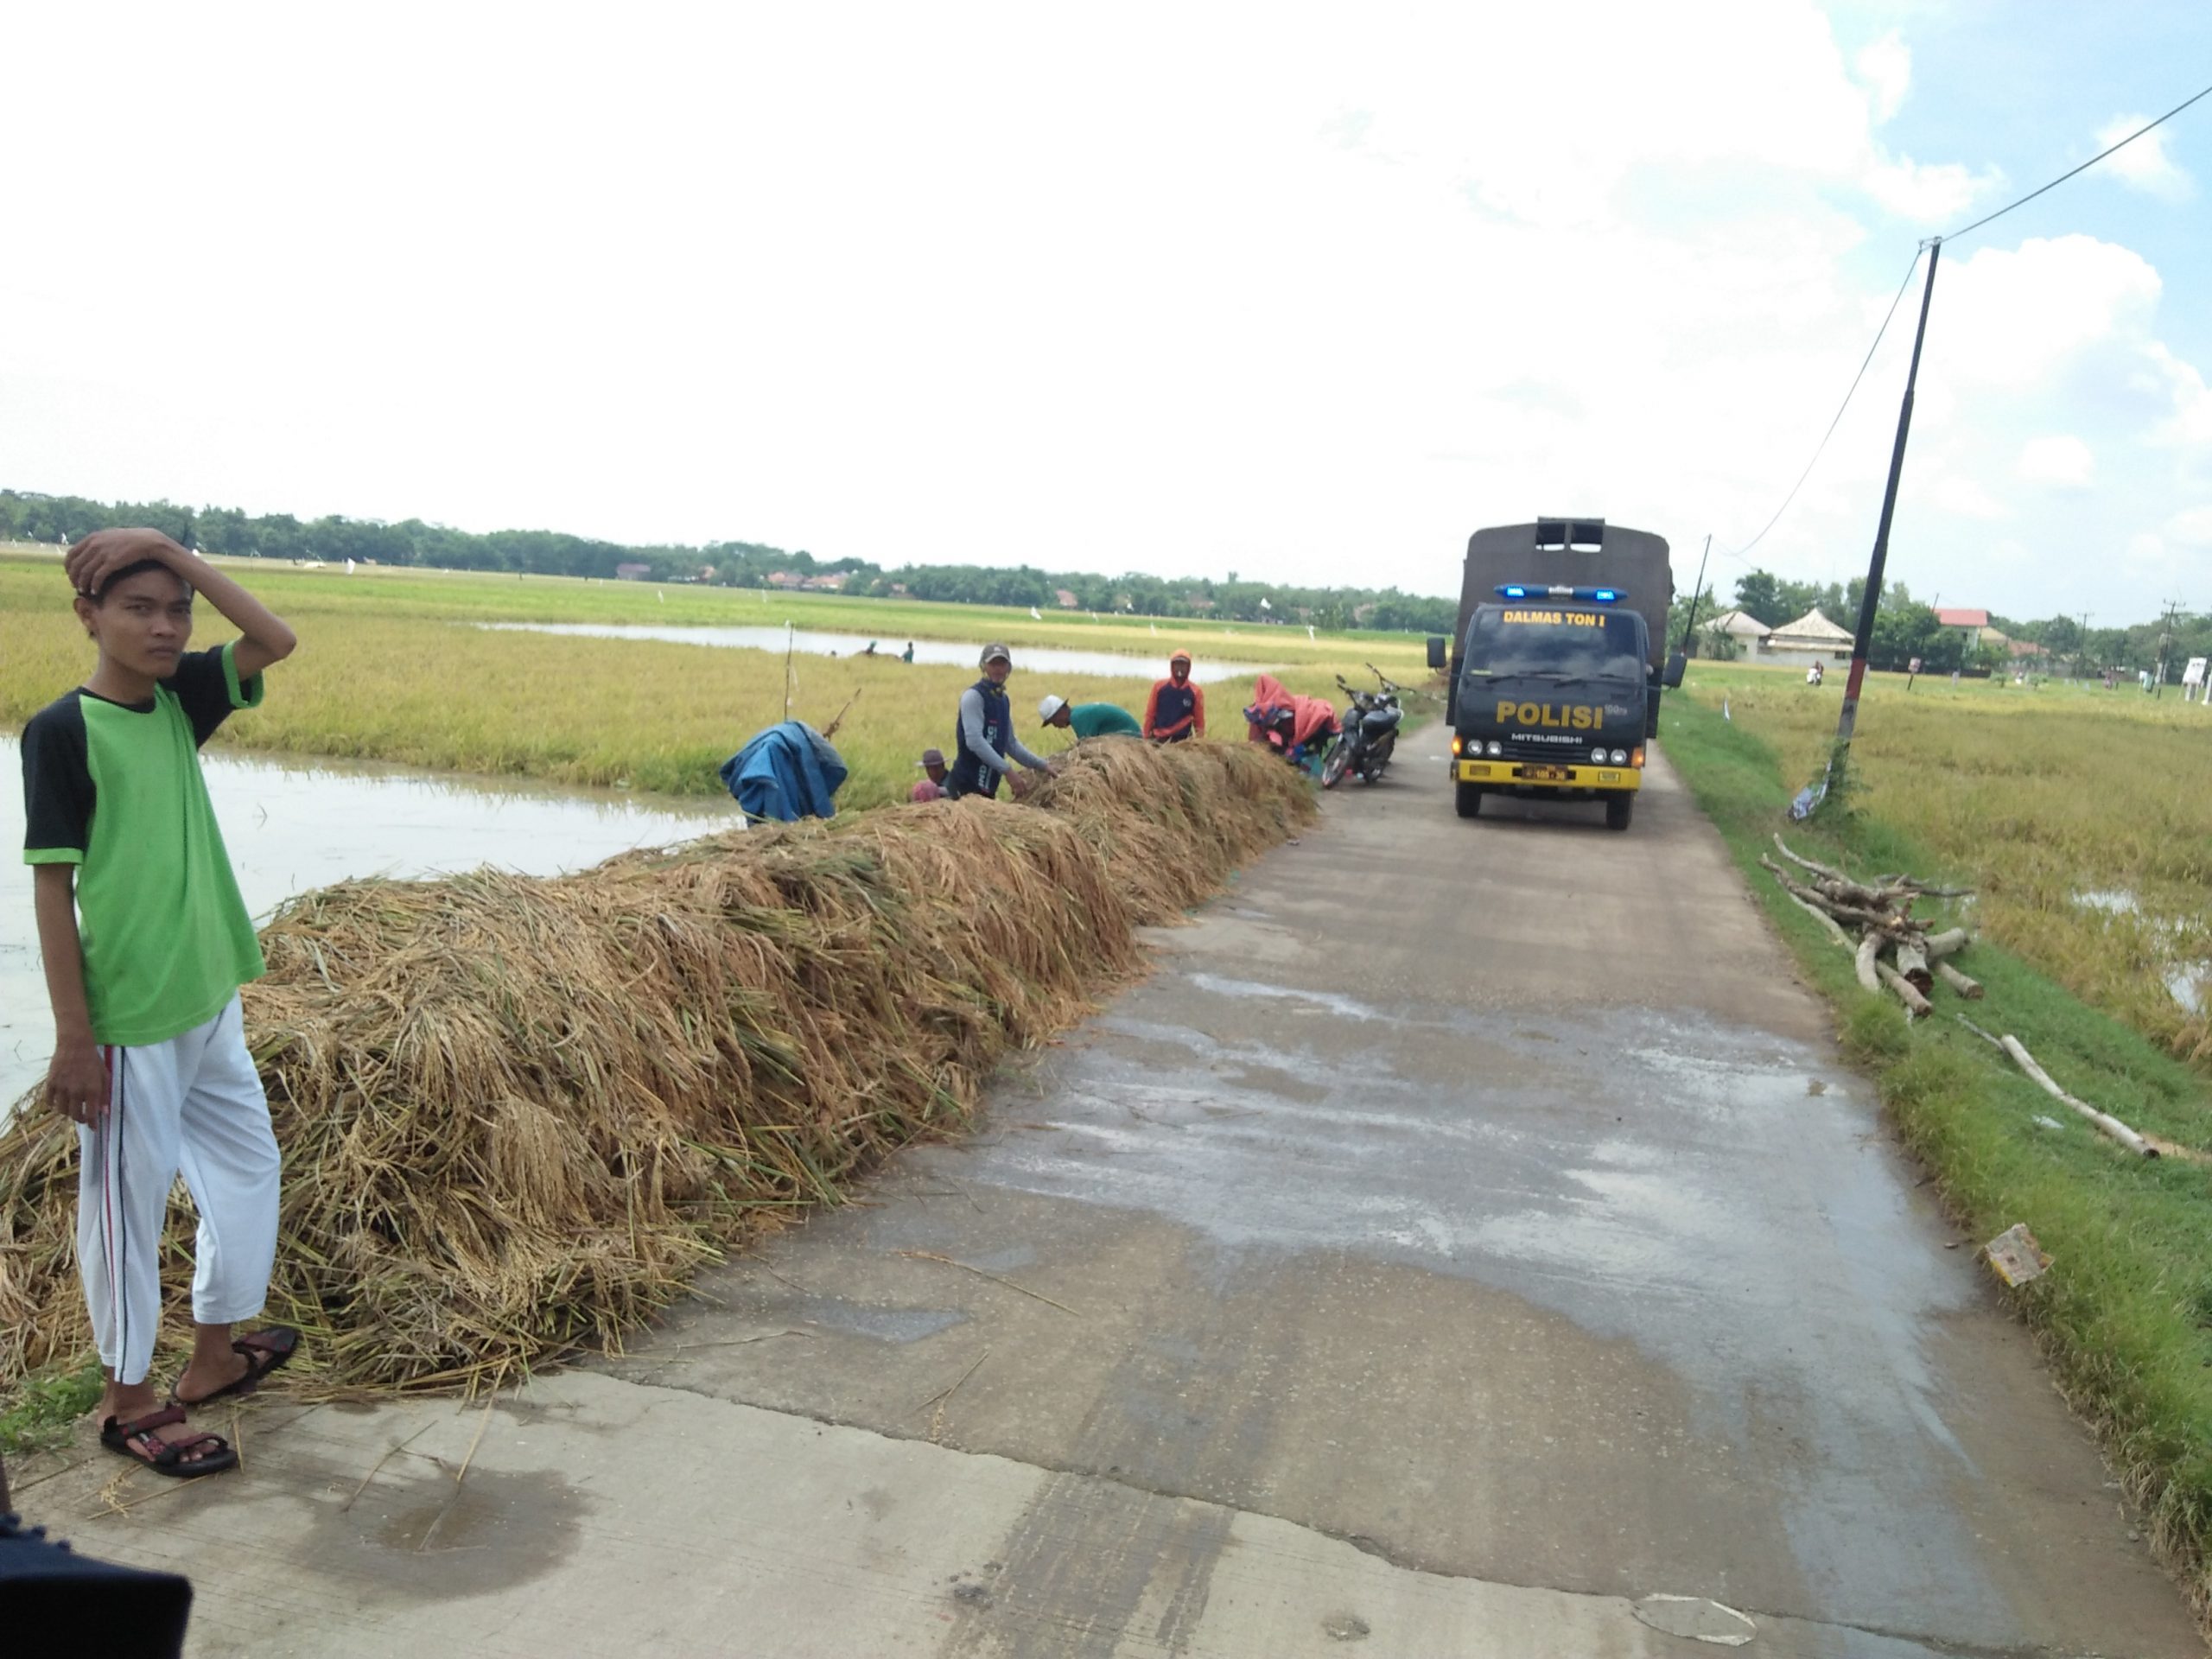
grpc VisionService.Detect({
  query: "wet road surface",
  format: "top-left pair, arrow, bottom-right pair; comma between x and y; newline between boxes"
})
650,722 -> 2201,1655
20,723 -> 2200,1656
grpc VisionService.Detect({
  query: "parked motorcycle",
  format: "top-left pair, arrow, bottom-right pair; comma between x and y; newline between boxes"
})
1319,667 -> 1402,788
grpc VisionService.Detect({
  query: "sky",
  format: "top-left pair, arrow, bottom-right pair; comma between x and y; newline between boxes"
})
3,2 -> 2207,623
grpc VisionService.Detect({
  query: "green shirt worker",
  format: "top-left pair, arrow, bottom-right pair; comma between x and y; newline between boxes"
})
1039,696 -> 1141,740
22,529 -> 303,1480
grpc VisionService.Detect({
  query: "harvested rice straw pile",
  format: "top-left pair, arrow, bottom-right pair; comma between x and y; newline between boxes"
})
0,740 -> 1312,1394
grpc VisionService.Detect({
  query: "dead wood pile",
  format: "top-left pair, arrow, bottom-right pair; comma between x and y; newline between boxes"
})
1759,835 -> 1978,1019
0,740 -> 1313,1394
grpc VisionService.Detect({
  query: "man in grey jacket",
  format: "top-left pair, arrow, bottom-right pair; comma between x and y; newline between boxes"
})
947,643 -> 1052,799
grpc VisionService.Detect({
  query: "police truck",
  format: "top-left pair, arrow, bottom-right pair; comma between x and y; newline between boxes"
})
1427,518 -> 1685,831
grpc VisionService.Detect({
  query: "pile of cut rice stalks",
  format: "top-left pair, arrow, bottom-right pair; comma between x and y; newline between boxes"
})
0,740 -> 1312,1394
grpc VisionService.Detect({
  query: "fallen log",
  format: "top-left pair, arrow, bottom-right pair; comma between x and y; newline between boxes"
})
1855,933 -> 1882,995
1999,1035 -> 2157,1159
1935,961 -> 1983,1000
1876,960 -> 1933,1018
1894,942 -> 1932,995
1958,1018 -> 2157,1159
1923,928 -> 1968,961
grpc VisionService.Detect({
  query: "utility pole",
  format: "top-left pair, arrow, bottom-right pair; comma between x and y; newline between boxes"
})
1834,241 -> 1940,753
2077,611 -> 2093,683
2153,600 -> 2182,697
1676,534 -> 1713,656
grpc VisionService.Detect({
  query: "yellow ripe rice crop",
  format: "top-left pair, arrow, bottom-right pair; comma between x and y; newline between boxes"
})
0,739 -> 1313,1394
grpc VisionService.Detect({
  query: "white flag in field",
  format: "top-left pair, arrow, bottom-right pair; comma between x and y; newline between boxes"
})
345,558 -> 356,575
1259,596 -> 1271,611
1307,625 -> 1316,641
1030,606 -> 1042,620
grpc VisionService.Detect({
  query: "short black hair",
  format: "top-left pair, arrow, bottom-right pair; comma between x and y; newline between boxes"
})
84,558 -> 186,603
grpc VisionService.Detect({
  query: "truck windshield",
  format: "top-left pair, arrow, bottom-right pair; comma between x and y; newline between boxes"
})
1466,607 -> 1645,682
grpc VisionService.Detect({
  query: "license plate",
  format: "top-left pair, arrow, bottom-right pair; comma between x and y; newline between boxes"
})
1516,765 -> 1572,782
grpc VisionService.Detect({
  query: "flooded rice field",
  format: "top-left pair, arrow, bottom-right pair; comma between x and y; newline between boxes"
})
1,736 -> 731,1110
475,622 -> 1264,682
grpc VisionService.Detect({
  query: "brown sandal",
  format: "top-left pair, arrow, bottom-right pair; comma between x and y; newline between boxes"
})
101,1406 -> 238,1479
172,1325 -> 301,1407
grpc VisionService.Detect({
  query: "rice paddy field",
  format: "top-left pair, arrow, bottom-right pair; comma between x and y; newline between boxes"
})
0,549 -> 1432,807
1681,659 -> 2212,1066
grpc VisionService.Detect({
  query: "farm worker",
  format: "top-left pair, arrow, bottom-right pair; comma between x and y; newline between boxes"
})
900,642 -> 914,664
1038,696 -> 1141,739
1143,652 -> 1205,742
911,747 -> 950,802
948,643 -> 1050,800
21,530 -> 304,1481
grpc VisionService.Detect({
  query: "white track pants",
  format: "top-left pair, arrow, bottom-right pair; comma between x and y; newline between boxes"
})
77,994 -> 282,1386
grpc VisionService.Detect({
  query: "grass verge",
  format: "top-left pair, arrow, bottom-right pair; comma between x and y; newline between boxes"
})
0,1361 -> 101,1463
1662,692 -> 2212,1616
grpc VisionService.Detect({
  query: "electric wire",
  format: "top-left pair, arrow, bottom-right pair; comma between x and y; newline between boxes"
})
1722,75 -> 2212,577
1722,250 -> 1923,564
1941,79 -> 2212,245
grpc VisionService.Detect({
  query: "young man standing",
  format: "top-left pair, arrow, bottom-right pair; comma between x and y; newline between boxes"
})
947,643 -> 1051,799
1142,651 -> 1205,742
22,529 -> 300,1479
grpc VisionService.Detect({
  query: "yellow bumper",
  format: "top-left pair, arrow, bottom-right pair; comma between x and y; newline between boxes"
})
1455,758 -> 1641,791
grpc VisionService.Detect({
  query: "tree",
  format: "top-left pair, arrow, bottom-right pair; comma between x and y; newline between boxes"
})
1732,570 -> 1785,626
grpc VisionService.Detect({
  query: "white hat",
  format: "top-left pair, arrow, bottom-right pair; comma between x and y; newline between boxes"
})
1037,695 -> 1069,725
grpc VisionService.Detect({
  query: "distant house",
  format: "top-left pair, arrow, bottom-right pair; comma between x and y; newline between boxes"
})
801,573 -> 847,593
1054,588 -> 1078,609
889,582 -> 910,596
1935,607 -> 1990,647
614,562 -> 652,581
1186,594 -> 1216,613
1758,607 -> 1855,665
1985,629 -> 2046,660
766,570 -> 806,589
1701,608 -> 1771,649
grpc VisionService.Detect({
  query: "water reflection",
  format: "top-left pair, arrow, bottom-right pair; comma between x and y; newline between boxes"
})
1,737 -> 731,1109
475,622 -> 1266,683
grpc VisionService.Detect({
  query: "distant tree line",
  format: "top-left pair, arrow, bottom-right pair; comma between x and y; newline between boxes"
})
0,488 -> 1460,633
1708,565 -> 2211,677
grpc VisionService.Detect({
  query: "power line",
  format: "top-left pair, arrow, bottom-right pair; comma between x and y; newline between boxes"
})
1942,78 -> 2212,245
1722,249 -> 1924,565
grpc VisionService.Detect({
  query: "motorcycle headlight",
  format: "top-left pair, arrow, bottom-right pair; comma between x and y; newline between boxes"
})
1610,748 -> 1628,765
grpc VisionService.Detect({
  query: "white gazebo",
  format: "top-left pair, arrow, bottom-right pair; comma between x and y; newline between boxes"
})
1758,607 -> 1855,666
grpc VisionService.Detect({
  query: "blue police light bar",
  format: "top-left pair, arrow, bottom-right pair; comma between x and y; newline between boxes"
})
1496,583 -> 1629,602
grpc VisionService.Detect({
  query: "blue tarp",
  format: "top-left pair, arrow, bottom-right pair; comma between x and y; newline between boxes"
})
717,721 -> 849,822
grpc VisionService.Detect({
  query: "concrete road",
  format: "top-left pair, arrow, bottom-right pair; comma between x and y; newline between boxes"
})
16,725 -> 2201,1656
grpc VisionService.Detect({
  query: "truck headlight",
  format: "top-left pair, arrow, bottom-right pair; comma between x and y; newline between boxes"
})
1610,748 -> 1628,765
1592,746 -> 1608,764
1486,741 -> 1503,757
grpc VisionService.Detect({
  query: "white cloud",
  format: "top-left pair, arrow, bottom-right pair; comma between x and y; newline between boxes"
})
1926,236 -> 2161,392
2167,506 -> 2212,547
2015,436 -> 2095,489
1927,475 -> 2011,521
0,2 -> 2202,626
1862,156 -> 2001,223
1856,31 -> 1911,124
2095,118 -> 2194,202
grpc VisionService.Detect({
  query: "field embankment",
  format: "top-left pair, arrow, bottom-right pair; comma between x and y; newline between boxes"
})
1682,663 -> 2211,1065
1,554 -> 1428,808
1662,686 -> 2212,1616
0,740 -> 1314,1398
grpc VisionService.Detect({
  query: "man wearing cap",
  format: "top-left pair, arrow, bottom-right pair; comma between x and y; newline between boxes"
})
949,644 -> 1051,800
1039,696 -> 1141,740
1142,652 -> 1205,743
910,747 -> 950,802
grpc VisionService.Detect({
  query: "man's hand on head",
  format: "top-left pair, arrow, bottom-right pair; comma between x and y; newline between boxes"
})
65,529 -> 188,598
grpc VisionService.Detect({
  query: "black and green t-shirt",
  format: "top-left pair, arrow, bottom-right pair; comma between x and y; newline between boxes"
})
21,641 -> 267,1046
